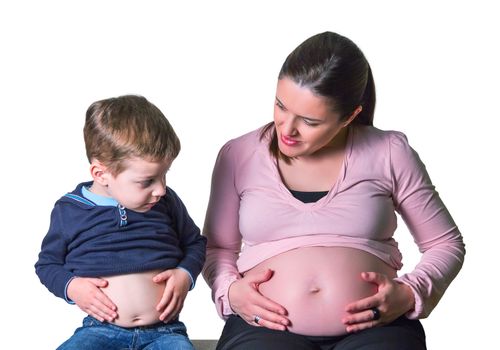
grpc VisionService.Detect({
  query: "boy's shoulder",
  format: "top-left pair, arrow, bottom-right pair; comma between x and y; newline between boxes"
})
162,186 -> 184,209
54,181 -> 96,210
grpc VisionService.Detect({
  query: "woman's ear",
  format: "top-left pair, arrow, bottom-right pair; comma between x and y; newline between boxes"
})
343,105 -> 363,128
89,160 -> 111,186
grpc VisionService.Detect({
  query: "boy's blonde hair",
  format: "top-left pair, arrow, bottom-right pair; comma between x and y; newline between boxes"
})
84,95 -> 180,175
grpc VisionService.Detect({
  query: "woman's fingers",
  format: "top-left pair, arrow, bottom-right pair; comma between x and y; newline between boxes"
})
244,305 -> 289,330
246,268 -> 274,285
229,270 -> 290,330
254,292 -> 288,316
360,271 -> 388,285
241,292 -> 290,329
343,306 -> 382,323
344,272 -> 387,313
342,272 -> 416,333
250,314 -> 288,331
345,319 -> 379,333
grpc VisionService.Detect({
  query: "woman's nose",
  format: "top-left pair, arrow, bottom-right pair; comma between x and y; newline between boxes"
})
281,116 -> 298,136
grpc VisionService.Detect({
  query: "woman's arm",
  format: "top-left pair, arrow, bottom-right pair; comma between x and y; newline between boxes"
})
202,141 -> 244,318
390,131 -> 465,319
343,131 -> 465,332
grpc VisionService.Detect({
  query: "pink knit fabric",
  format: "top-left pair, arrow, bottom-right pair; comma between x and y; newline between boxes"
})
203,125 -> 465,319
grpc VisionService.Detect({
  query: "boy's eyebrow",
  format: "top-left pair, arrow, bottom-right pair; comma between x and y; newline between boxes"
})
135,169 -> 170,180
275,96 -> 323,122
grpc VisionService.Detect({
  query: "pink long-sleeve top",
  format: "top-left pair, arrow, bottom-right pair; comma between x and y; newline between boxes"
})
203,124 -> 465,320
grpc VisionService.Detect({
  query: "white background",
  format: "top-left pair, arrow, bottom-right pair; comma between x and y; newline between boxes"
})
1,1 -> 498,348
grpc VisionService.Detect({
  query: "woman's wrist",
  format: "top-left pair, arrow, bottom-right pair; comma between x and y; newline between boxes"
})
398,281 -> 416,313
227,279 -> 239,315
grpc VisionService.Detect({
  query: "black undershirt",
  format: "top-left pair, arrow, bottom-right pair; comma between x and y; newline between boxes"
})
289,189 -> 329,203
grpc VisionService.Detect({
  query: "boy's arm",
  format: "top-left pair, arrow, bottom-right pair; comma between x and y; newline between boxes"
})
167,187 -> 207,289
34,205 -> 76,302
152,188 -> 207,321
35,203 -> 118,322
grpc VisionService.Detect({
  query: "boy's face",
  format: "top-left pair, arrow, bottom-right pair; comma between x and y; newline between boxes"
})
98,157 -> 172,212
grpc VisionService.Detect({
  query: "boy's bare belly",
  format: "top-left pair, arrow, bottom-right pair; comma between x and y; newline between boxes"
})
101,269 -> 165,327
248,247 -> 397,336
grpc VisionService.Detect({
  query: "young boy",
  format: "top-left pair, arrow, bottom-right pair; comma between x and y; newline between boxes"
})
35,95 -> 206,350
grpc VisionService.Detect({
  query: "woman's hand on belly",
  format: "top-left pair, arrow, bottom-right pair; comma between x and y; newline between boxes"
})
153,268 -> 191,323
228,269 -> 290,331
67,277 -> 118,323
342,272 -> 416,333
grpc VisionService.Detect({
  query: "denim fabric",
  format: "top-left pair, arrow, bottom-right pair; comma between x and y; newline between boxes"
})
57,316 -> 194,350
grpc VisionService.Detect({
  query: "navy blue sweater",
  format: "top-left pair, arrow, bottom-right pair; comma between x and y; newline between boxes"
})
35,182 -> 206,301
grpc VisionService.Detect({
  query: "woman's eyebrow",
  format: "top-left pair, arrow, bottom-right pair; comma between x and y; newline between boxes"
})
275,96 -> 322,122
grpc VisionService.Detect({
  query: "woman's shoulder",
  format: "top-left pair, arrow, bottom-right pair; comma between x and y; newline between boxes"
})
218,125 -> 269,155
352,124 -> 410,150
352,125 -> 423,176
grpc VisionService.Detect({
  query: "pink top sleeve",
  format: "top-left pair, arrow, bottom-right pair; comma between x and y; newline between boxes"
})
390,132 -> 465,318
202,141 -> 242,318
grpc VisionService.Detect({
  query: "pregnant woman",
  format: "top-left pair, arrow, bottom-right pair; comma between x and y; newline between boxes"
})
203,32 -> 465,349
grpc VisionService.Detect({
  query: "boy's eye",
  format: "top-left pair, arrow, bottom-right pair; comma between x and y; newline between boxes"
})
140,179 -> 154,188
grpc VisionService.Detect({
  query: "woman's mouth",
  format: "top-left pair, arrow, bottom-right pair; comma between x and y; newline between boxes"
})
281,134 -> 299,146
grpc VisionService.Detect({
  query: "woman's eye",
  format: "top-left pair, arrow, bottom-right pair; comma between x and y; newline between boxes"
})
303,118 -> 318,126
275,102 -> 286,111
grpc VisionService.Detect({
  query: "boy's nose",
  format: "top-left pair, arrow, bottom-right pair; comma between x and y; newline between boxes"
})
152,183 -> 166,197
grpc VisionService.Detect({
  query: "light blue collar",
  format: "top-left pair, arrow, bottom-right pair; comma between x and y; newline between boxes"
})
82,185 -> 119,207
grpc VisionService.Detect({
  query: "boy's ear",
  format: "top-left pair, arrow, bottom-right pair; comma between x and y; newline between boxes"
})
89,160 -> 112,186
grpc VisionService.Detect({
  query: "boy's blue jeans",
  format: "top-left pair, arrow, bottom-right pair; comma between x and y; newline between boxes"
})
57,316 -> 194,350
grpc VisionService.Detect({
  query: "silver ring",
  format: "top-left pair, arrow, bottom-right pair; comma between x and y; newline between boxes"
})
253,315 -> 261,324
371,307 -> 381,321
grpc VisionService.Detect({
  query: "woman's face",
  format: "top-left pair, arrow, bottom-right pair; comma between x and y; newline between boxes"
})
273,77 -> 348,159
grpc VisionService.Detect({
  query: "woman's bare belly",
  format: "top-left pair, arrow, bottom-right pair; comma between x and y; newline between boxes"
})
100,269 -> 165,328
247,247 -> 396,336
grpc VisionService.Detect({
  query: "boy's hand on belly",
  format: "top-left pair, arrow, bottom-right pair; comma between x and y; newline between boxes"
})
342,272 -> 416,333
67,277 -> 118,323
153,268 -> 190,322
